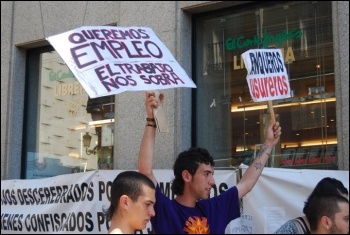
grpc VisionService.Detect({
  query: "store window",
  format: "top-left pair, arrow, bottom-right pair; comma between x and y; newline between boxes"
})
194,1 -> 337,169
23,47 -> 115,179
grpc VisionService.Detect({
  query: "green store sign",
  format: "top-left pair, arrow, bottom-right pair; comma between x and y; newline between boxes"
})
226,28 -> 302,51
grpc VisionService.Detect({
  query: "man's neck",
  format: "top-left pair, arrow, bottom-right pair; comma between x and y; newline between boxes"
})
108,217 -> 134,234
311,228 -> 328,234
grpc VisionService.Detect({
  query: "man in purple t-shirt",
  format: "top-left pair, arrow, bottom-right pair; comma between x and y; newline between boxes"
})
138,91 -> 281,234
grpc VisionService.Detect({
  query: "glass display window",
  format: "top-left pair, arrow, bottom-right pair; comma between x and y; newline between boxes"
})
194,1 -> 336,169
24,48 -> 115,179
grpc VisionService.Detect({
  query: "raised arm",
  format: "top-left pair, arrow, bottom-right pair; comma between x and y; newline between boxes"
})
138,91 -> 163,186
236,116 -> 281,199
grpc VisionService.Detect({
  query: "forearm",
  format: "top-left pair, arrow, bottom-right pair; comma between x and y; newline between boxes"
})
138,122 -> 157,185
236,116 -> 281,199
237,141 -> 273,199
138,91 -> 164,185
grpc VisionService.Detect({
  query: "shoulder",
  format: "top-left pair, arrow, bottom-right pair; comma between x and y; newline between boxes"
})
219,186 -> 239,200
211,186 -> 238,201
221,185 -> 238,195
274,219 -> 298,234
200,186 -> 239,207
294,216 -> 310,234
155,184 -> 171,200
223,186 -> 239,197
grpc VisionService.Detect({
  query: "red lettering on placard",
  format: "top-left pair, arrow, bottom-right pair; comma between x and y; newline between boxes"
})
250,75 -> 288,99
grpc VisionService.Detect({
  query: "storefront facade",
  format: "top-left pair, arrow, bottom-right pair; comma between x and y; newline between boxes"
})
1,1 -> 348,180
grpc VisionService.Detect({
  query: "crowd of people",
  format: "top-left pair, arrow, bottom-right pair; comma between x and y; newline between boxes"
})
104,91 -> 349,234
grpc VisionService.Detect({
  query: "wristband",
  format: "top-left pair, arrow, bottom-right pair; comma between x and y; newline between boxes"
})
146,123 -> 157,128
146,117 -> 155,122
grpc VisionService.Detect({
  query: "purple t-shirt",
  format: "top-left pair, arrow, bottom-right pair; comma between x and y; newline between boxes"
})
150,184 -> 240,234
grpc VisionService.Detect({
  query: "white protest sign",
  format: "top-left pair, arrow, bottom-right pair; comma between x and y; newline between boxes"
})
225,214 -> 254,234
241,49 -> 291,102
47,26 -> 196,98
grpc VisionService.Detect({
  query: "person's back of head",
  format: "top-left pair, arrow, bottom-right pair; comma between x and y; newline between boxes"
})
306,194 -> 349,234
105,170 -> 156,221
303,177 -> 348,214
171,147 -> 215,196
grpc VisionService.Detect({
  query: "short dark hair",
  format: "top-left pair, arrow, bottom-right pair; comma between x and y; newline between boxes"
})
171,147 -> 215,196
306,194 -> 349,231
303,177 -> 348,214
104,171 -> 155,221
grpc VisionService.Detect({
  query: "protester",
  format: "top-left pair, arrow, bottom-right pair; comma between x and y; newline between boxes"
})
138,91 -> 282,234
274,177 -> 349,234
306,194 -> 349,234
104,171 -> 156,234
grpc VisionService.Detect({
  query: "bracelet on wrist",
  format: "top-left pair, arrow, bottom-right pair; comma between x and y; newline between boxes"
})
146,117 -> 155,122
146,123 -> 157,128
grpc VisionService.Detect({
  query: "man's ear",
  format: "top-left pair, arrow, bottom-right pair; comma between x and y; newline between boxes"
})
119,195 -> 129,209
320,215 -> 332,230
182,170 -> 192,183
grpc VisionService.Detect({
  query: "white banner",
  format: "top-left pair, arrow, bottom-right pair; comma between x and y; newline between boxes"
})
1,169 -> 236,234
47,26 -> 196,98
2,167 -> 347,234
240,166 -> 349,234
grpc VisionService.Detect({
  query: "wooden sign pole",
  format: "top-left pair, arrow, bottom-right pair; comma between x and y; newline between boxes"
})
267,100 -> 275,123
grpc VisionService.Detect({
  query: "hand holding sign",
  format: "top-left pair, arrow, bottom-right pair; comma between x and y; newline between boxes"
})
241,49 -> 291,122
153,90 -> 169,133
